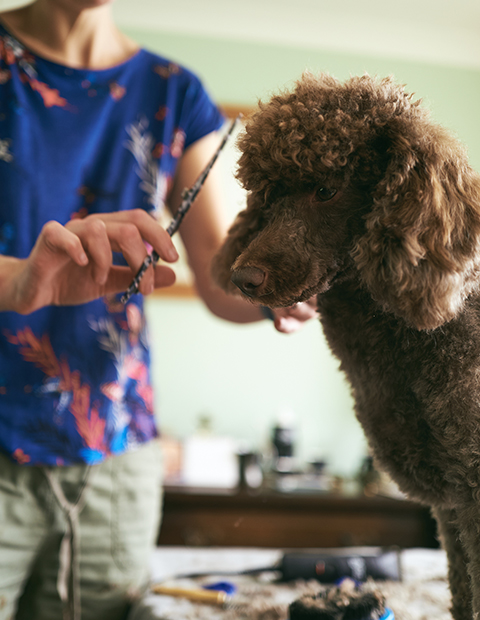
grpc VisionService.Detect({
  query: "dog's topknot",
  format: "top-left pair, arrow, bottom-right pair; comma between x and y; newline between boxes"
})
236,73 -> 423,198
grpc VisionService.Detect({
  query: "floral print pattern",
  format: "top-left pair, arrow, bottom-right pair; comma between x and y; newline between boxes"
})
0,138 -> 12,162
0,23 -> 224,465
125,117 -> 170,216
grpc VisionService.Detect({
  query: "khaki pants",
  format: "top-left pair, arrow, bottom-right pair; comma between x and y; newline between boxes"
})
0,440 -> 163,620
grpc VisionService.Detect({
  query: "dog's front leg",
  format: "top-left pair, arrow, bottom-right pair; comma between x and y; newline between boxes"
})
433,505 -> 472,620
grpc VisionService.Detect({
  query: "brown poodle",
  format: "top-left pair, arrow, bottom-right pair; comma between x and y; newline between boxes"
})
212,73 -> 480,620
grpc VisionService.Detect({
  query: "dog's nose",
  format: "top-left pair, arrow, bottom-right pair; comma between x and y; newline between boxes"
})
231,266 -> 266,297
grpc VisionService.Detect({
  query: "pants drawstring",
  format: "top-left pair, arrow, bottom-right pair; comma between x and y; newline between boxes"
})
43,466 -> 93,620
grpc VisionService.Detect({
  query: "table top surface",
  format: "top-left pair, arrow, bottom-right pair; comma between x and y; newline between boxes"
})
134,546 -> 450,620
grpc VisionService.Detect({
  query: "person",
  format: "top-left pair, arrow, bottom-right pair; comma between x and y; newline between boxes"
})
0,1 -> 318,619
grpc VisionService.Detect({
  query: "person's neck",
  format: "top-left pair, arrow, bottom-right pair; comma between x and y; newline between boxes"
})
0,1 -> 139,69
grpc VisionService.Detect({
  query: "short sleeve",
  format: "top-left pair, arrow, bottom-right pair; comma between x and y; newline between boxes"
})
181,75 -> 226,149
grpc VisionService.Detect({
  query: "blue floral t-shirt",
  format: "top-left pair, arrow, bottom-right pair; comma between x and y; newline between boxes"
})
0,24 -> 224,466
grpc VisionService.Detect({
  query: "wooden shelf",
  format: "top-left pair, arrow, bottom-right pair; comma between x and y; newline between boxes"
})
158,486 -> 438,549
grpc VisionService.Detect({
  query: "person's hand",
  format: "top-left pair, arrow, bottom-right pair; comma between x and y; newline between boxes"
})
8,210 -> 178,314
271,297 -> 319,333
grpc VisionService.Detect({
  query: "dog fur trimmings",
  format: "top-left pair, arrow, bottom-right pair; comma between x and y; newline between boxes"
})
212,73 -> 480,620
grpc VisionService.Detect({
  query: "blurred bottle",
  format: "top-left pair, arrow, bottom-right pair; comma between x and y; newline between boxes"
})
238,450 -> 264,489
271,408 -> 296,473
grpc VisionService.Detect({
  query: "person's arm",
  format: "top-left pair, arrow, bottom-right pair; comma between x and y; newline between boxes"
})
0,210 -> 178,314
168,131 -> 262,323
169,131 -> 318,331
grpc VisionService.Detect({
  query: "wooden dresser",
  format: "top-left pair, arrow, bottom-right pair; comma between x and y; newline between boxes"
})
158,486 -> 438,548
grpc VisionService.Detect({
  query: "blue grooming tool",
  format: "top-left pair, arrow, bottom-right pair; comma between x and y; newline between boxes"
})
202,581 -> 237,596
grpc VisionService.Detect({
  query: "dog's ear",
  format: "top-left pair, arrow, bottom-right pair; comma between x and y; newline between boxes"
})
354,118 -> 480,330
211,192 -> 264,293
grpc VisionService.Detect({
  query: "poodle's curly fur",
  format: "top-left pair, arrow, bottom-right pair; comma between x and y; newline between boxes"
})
212,73 -> 480,620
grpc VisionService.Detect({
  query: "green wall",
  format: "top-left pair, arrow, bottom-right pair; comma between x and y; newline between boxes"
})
127,29 -> 480,168
129,27 -> 480,476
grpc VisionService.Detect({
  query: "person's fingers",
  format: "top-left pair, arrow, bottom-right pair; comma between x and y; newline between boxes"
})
99,220 -> 157,293
99,210 -> 179,263
36,220 -> 89,267
277,301 -> 319,321
67,211 -> 179,291
274,316 -> 302,334
98,219 -> 177,294
67,217 -> 113,285
127,209 -> 179,263
104,264 -> 176,296
152,265 -> 177,289
271,299 -> 319,333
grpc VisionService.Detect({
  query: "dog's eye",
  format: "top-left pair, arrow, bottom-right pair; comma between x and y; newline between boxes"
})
316,187 -> 337,202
